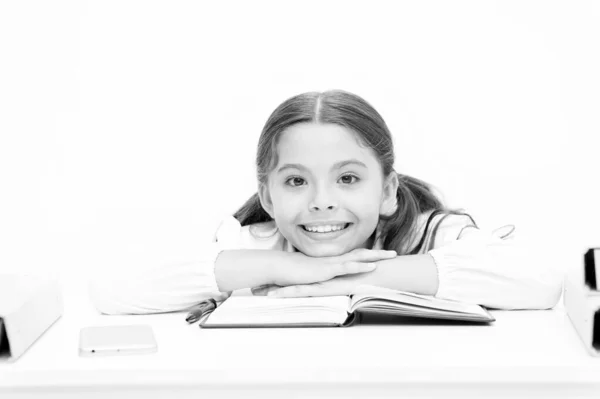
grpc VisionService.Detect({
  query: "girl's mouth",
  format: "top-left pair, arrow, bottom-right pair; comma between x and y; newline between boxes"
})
300,223 -> 351,233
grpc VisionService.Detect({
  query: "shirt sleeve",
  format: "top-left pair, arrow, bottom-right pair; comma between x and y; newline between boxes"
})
427,214 -> 564,310
88,216 -> 242,315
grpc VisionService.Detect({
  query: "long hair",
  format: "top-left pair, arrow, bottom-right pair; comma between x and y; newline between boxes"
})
233,90 -> 475,254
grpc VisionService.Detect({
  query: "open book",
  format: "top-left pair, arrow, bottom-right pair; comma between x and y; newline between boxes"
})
200,285 -> 494,328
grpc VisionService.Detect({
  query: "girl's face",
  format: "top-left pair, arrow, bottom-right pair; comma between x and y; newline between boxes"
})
259,122 -> 397,257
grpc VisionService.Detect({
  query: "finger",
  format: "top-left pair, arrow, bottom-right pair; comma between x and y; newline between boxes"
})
329,261 -> 377,278
251,287 -> 267,296
251,285 -> 275,296
348,249 -> 397,262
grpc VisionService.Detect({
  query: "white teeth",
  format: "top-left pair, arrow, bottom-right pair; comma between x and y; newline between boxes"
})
304,224 -> 346,233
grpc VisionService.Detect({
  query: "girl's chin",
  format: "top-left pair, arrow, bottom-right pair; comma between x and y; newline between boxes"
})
295,244 -> 353,258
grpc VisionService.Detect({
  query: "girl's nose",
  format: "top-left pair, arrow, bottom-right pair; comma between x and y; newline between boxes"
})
309,203 -> 337,212
308,187 -> 338,212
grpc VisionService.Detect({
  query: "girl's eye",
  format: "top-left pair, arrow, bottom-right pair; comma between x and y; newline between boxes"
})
339,174 -> 359,184
285,177 -> 306,187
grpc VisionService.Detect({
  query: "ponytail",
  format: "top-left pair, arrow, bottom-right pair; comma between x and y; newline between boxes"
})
233,193 -> 273,226
379,173 -> 477,255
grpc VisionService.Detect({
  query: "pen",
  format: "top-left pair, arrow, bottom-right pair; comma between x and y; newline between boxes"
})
185,298 -> 217,324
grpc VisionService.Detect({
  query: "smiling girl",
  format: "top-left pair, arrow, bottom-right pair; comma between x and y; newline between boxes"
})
91,90 -> 562,314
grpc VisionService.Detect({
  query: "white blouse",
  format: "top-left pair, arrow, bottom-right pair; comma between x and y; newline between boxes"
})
89,211 -> 564,314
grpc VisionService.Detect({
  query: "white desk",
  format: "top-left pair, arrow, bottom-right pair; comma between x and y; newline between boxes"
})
0,283 -> 598,399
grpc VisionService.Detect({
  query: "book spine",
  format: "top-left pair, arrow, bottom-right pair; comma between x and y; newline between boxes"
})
342,311 -> 361,327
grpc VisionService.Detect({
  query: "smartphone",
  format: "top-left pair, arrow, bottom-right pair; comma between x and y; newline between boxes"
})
79,324 -> 157,357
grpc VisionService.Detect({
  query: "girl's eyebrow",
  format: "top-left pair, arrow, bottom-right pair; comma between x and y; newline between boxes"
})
333,159 -> 368,170
276,159 -> 367,174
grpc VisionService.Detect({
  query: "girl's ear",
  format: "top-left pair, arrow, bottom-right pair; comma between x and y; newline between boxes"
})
380,172 -> 399,216
258,183 -> 275,219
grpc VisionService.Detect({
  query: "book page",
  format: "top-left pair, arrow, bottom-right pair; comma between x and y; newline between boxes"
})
349,284 -> 491,319
203,293 -> 351,327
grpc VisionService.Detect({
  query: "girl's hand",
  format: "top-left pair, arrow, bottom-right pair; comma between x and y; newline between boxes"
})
265,248 -> 396,288
252,272 -> 368,298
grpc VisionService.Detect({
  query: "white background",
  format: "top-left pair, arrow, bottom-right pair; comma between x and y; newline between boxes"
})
0,0 -> 598,283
